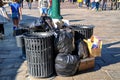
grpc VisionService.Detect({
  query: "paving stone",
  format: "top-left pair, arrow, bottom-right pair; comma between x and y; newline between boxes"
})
15,75 -> 26,80
73,72 -> 90,80
0,69 -> 18,76
0,1 -> 120,80
101,54 -> 114,65
54,76 -> 73,80
102,63 -> 120,71
87,70 -> 112,80
0,76 -> 12,80
3,58 -> 24,63
107,70 -> 120,79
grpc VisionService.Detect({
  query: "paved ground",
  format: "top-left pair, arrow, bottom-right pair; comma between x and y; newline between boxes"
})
0,1 -> 120,80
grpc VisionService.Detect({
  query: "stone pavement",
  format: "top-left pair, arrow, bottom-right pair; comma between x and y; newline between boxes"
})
0,1 -> 120,80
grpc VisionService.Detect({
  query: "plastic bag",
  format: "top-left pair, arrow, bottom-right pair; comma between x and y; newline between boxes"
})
54,29 -> 75,53
77,40 -> 89,59
55,53 -> 80,76
84,36 -> 102,57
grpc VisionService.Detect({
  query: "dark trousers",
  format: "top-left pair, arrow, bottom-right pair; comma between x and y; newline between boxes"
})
0,24 -> 4,34
111,1 -> 117,10
96,2 -> 100,10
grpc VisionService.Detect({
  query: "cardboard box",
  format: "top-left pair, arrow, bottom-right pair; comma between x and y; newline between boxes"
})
78,57 -> 95,71
91,48 -> 101,57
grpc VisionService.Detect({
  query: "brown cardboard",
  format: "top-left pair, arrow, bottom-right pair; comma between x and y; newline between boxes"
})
78,57 -> 95,71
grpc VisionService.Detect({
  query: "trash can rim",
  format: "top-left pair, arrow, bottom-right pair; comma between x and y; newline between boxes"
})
23,32 -> 54,39
71,25 -> 95,29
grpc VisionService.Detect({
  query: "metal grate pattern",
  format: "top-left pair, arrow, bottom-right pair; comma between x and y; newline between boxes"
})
71,24 -> 94,40
24,32 -> 54,78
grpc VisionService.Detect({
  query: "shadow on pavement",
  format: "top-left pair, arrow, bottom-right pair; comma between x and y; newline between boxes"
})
0,14 -> 39,80
76,41 -> 120,75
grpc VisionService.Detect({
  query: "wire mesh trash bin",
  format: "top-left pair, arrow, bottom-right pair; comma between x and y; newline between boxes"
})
71,24 -> 94,40
16,35 -> 26,58
24,32 -> 54,78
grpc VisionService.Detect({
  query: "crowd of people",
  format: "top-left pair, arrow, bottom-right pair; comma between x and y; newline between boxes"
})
77,0 -> 120,10
0,0 -> 120,39
0,0 -> 52,38
60,0 -> 120,11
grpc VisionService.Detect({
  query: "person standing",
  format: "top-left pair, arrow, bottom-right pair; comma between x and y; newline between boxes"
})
38,0 -> 50,16
117,0 -> 120,10
47,0 -> 52,16
95,0 -> 100,11
77,0 -> 83,8
111,0 -> 117,10
26,0 -> 33,9
0,0 -> 10,38
19,0 -> 24,8
101,0 -> 107,10
9,0 -> 22,31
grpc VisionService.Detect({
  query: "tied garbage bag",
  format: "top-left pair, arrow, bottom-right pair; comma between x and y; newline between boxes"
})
84,36 -> 102,57
77,40 -> 89,59
54,29 -> 75,53
55,53 -> 80,76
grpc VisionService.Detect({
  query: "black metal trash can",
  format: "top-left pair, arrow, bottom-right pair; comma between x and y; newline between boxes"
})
24,32 -> 54,78
71,24 -> 94,40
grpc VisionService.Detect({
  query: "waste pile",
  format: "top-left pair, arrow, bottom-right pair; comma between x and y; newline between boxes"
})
16,16 -> 102,78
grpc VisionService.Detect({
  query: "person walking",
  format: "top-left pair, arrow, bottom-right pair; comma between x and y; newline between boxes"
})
47,0 -> 52,16
95,0 -> 100,11
18,0 -> 24,8
26,0 -> 33,9
110,0 -> 117,10
0,0 -> 10,38
117,0 -> 120,10
38,0 -> 50,16
77,0 -> 83,8
101,0 -> 107,10
9,0 -> 22,31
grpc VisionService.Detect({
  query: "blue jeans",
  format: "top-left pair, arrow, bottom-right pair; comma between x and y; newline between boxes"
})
102,2 -> 107,10
91,2 -> 96,9
28,2 -> 32,9
40,7 -> 48,15
79,2 -> 83,7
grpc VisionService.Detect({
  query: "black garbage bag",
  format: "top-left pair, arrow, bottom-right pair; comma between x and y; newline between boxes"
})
20,16 -> 54,32
77,40 -> 89,59
54,29 -> 75,53
35,16 -> 55,31
55,53 -> 80,76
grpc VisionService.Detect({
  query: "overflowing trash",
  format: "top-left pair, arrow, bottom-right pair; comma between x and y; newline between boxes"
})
16,16 -> 102,78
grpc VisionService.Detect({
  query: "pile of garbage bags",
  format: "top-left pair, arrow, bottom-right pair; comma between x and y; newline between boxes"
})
20,16 -> 101,77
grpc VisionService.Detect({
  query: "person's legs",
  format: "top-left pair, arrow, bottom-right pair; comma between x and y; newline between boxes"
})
111,2 -> 113,10
43,8 -> 48,16
12,18 -> 20,29
96,2 -> 99,11
40,8 -> 44,16
0,24 -> 4,34
118,2 -> 120,9
28,2 -> 31,9
79,2 -> 83,7
29,2 -> 32,9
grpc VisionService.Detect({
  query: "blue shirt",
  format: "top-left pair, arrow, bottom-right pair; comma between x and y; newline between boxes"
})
10,2 -> 20,14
